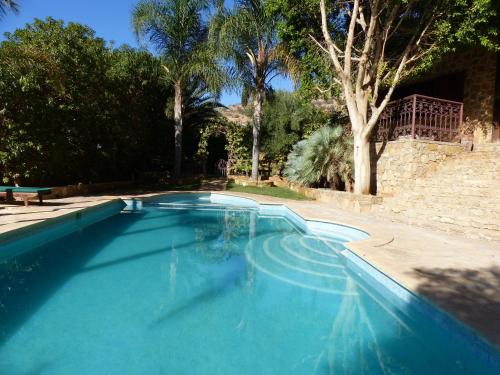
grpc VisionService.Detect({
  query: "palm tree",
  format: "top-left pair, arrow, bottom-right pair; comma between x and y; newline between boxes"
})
133,0 -> 223,176
0,0 -> 19,18
210,0 -> 296,181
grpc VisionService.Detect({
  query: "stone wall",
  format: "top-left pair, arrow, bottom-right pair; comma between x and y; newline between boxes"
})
375,140 -> 500,241
268,176 -> 382,213
374,139 -> 464,196
46,181 -> 134,199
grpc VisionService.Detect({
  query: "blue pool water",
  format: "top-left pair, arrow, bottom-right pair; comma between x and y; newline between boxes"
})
0,194 -> 498,374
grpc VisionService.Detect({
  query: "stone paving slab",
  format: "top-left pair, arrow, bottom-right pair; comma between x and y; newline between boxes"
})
1,190 -> 499,348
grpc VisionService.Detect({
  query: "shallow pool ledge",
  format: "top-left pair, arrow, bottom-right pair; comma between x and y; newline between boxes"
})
0,199 -> 126,260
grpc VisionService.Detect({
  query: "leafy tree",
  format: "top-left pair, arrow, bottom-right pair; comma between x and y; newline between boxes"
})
0,18 -> 172,185
266,0 -> 337,99
272,0 -> 499,194
209,0 -> 297,181
196,119 -> 252,176
0,0 -> 19,19
133,0 -> 224,176
261,91 -> 332,173
284,125 -> 353,190
107,46 -> 173,177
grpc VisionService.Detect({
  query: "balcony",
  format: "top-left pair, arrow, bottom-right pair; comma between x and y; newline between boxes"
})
375,94 -> 463,142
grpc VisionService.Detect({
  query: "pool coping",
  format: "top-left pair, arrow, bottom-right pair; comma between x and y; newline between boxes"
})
1,190 -> 499,368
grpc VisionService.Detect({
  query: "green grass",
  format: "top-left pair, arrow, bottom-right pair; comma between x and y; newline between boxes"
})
162,181 -> 202,191
226,180 -> 313,201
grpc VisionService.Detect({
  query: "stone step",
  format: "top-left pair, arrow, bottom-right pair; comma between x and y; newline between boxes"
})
380,197 -> 500,214
474,143 -> 500,152
414,180 -> 499,188
410,190 -> 498,199
379,213 -> 500,241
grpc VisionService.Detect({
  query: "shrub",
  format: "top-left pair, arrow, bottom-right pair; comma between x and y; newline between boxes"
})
284,125 -> 353,191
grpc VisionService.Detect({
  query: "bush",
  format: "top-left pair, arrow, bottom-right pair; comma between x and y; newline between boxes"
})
284,125 -> 353,190
0,18 -> 172,185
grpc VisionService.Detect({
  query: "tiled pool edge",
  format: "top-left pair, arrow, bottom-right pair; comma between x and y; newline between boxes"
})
342,249 -> 500,369
0,199 -> 125,260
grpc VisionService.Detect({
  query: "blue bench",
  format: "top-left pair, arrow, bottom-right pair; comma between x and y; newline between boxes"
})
0,186 -> 52,206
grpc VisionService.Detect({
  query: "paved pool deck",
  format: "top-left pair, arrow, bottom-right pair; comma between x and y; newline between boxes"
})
0,191 -> 499,349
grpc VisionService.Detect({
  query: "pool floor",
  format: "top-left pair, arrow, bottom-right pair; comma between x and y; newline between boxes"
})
0,202 -> 497,374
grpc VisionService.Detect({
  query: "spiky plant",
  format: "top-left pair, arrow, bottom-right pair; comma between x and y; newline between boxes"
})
284,125 -> 353,190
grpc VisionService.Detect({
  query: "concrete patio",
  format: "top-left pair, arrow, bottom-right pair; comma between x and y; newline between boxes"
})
1,190 -> 499,349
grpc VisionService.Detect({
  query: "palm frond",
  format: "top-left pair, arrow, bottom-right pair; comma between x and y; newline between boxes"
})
0,0 -> 19,18
284,124 -> 353,189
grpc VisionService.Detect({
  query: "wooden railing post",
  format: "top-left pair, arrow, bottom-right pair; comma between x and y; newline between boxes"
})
411,94 -> 417,139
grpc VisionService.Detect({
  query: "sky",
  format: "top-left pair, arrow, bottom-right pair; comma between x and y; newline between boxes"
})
0,0 -> 294,105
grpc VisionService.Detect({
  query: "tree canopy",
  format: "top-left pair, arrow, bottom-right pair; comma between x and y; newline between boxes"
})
270,0 -> 499,194
0,18 -> 172,185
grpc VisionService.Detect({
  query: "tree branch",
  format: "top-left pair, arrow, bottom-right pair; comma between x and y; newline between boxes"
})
319,0 -> 346,80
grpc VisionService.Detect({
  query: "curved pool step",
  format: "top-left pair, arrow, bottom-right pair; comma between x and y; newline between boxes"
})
280,234 -> 346,267
152,202 -> 258,212
245,233 -> 355,295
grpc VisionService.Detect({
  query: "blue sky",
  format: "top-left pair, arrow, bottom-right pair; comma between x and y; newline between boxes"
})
0,0 -> 293,105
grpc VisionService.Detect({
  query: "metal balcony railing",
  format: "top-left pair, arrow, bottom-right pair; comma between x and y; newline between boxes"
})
375,94 -> 463,142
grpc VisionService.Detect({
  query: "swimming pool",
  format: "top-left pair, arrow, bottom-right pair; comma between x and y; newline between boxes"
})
0,193 -> 498,374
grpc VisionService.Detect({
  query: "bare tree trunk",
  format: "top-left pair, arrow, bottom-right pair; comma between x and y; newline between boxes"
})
353,130 -> 371,194
173,80 -> 183,177
251,88 -> 263,181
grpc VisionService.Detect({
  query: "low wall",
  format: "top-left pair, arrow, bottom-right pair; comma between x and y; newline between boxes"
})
374,139 -> 464,196
228,175 -> 274,187
47,181 -> 134,199
269,176 -> 382,213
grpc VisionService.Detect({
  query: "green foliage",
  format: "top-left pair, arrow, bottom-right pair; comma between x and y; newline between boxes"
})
0,18 -> 171,185
268,0 -> 499,95
226,180 -> 312,201
260,91 -> 343,173
133,0 -> 226,175
266,0 -> 338,99
284,125 -> 353,190
210,0 -> 281,97
196,119 -> 252,175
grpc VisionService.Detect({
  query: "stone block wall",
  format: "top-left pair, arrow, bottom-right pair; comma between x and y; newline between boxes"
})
375,139 -> 464,196
375,140 -> 500,241
47,181 -> 134,199
268,176 -> 382,213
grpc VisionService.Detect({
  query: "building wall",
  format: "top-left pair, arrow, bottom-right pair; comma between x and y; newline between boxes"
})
399,48 -> 497,143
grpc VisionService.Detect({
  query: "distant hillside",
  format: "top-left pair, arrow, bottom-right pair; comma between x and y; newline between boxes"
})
218,105 -> 251,125
219,98 -> 344,125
